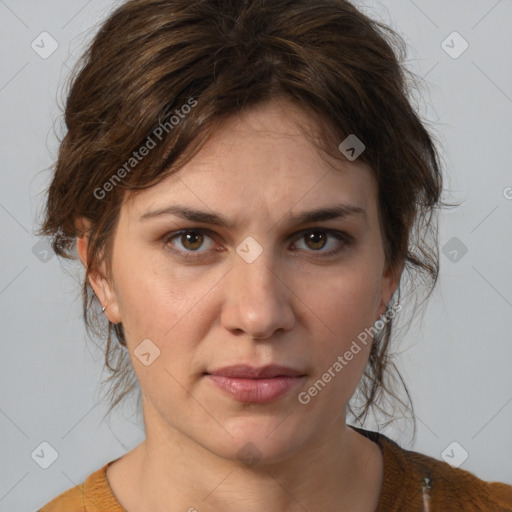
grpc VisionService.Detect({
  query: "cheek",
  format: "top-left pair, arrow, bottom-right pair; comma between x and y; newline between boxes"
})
112,248 -> 221,351
112,260 -> 207,404
313,270 -> 380,347
305,271 -> 381,401
306,279 -> 378,409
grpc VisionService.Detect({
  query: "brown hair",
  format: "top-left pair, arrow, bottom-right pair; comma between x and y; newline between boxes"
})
36,0 -> 452,437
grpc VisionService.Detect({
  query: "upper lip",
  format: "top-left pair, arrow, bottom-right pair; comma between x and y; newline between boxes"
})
206,364 -> 305,378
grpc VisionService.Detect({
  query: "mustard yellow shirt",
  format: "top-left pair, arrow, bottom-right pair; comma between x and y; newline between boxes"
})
37,426 -> 512,511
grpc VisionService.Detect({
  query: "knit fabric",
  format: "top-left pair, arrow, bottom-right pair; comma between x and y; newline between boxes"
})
37,426 -> 512,512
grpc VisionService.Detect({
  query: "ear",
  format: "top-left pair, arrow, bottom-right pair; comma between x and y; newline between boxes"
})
376,259 -> 404,320
76,217 -> 122,324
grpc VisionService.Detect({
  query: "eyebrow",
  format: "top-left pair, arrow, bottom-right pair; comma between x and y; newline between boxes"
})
139,203 -> 368,228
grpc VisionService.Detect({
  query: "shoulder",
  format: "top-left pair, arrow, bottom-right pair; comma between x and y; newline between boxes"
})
349,425 -> 512,511
37,459 -> 124,512
37,483 -> 86,512
380,430 -> 512,511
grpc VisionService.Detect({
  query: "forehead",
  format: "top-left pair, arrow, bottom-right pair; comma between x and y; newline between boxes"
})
120,100 -> 377,226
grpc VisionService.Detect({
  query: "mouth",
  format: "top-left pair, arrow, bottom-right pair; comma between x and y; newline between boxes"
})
204,364 -> 306,403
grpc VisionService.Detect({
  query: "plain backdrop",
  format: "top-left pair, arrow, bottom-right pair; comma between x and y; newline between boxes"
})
1,0 -> 511,510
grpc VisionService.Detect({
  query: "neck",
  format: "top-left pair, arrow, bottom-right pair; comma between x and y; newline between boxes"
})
112,404 -> 382,512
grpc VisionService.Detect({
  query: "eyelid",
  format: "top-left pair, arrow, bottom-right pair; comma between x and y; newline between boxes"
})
163,227 -> 352,259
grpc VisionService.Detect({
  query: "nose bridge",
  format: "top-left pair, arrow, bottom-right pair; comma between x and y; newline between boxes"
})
222,238 -> 294,339
234,232 -> 277,285
235,239 -> 281,307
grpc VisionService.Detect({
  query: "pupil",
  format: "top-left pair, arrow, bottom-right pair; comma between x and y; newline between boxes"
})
180,231 -> 327,252
308,232 -> 326,249
184,232 -> 202,250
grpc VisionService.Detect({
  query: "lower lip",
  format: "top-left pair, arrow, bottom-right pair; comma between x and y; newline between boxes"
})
206,375 -> 305,403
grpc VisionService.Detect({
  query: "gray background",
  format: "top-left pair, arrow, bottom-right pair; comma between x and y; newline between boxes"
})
1,0 -> 511,510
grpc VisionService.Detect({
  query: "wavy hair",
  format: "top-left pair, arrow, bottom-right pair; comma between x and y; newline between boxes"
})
36,0 -> 453,438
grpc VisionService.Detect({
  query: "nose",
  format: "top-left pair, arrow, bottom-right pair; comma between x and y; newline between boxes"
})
220,246 -> 296,340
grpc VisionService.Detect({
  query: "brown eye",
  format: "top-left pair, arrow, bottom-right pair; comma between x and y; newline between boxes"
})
164,229 -> 216,260
304,231 -> 328,250
293,229 -> 350,256
163,228 -> 351,262
180,231 -> 204,251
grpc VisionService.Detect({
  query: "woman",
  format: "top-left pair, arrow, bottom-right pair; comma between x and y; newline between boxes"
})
36,0 -> 512,510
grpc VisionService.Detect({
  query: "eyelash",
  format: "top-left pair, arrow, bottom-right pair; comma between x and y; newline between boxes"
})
162,228 -> 353,261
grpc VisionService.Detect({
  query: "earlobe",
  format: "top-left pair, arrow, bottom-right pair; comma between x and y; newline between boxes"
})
76,233 -> 89,270
377,261 -> 404,319
87,261 -> 121,323
76,223 -> 122,324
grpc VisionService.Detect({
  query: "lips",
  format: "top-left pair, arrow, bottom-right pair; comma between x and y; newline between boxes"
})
205,364 -> 306,403
206,364 -> 305,379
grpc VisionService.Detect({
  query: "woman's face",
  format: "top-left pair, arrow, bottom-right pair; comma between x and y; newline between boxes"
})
86,99 -> 400,464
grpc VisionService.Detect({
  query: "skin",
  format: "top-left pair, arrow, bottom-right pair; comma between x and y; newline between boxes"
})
77,99 -> 403,512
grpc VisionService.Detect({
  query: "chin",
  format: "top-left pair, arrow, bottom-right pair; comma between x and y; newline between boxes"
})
208,416 -> 311,467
